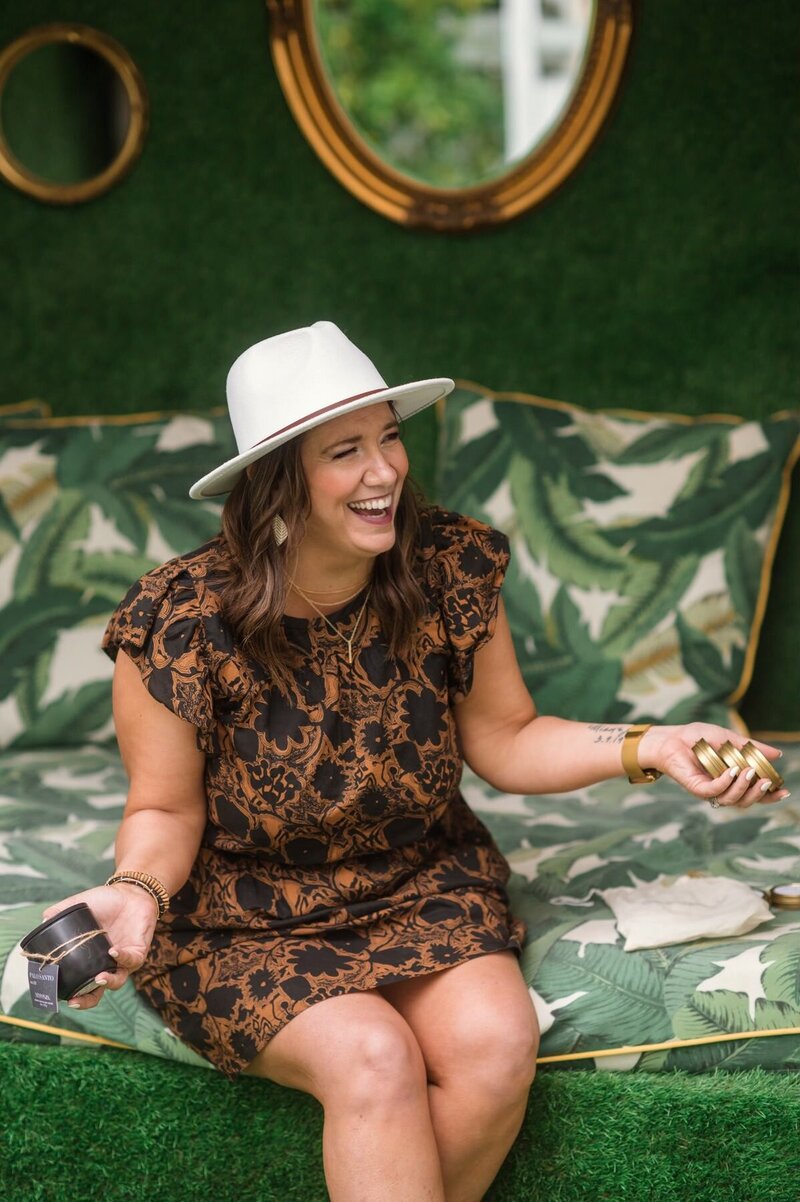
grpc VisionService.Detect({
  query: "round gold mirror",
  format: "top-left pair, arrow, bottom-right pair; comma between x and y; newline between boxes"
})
267,0 -> 633,231
0,23 -> 148,205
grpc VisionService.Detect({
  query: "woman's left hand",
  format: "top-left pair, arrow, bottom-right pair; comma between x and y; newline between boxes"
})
638,723 -> 789,808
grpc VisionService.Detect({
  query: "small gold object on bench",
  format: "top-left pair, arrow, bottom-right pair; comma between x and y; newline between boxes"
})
765,883 -> 800,909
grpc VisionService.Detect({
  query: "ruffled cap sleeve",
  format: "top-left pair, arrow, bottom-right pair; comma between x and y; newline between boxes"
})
424,508 -> 510,699
102,561 -> 215,751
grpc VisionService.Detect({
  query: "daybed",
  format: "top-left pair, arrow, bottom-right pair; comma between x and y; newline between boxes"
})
0,388 -> 798,1202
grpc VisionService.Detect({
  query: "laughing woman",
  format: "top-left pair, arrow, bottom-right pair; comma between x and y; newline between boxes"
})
44,323 -> 788,1202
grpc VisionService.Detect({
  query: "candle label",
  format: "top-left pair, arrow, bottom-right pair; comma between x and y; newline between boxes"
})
27,961 -> 59,1012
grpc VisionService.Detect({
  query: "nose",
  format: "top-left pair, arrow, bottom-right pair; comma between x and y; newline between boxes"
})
362,444 -> 397,487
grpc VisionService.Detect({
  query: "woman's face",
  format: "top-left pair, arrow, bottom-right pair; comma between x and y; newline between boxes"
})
298,401 -> 408,564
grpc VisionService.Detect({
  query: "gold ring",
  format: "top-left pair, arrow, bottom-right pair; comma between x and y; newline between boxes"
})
740,742 -> 784,792
692,738 -> 727,778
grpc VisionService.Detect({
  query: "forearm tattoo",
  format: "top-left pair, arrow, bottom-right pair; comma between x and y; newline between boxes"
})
588,724 -> 627,746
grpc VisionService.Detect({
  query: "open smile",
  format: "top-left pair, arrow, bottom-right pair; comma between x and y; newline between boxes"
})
347,493 -> 394,524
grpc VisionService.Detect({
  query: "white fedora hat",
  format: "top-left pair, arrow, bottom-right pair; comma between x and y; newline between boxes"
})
190,321 -> 454,499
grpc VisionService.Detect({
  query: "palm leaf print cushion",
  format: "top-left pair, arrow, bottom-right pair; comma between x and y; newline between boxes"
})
437,384 -> 800,726
0,411 -> 234,749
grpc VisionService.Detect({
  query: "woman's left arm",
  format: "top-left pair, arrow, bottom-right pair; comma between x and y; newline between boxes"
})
454,600 -> 789,808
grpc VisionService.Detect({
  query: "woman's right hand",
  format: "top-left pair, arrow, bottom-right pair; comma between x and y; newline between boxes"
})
41,883 -> 159,1010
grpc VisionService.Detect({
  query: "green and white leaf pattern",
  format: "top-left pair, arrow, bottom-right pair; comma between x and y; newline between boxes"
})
0,745 -> 206,1069
0,413 -> 233,749
465,748 -> 800,1071
0,397 -> 797,1072
437,386 -> 800,724
2,744 -> 798,1073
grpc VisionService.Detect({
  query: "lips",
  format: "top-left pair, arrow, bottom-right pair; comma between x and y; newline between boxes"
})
347,494 -> 393,524
348,493 -> 392,512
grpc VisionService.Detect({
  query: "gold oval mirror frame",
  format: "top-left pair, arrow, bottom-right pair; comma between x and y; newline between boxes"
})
267,0 -> 634,231
0,23 -> 148,205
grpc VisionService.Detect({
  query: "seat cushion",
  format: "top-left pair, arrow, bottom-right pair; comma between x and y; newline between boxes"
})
1,743 -> 799,1073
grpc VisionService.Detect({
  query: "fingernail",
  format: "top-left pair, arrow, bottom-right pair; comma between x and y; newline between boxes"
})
728,765 -> 740,779
67,1001 -> 80,1008
108,949 -> 118,958
783,791 -> 791,799
95,976 -> 106,985
745,768 -> 756,781
760,780 -> 771,794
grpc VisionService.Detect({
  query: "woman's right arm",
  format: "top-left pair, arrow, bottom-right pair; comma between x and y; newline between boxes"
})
42,648 -> 208,1009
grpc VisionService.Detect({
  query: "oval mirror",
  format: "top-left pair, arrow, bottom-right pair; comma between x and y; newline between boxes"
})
0,23 -> 148,205
267,0 -> 633,230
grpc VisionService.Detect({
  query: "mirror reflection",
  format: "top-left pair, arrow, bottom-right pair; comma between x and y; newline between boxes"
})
2,41 -> 131,186
0,24 -> 148,204
314,0 -> 594,189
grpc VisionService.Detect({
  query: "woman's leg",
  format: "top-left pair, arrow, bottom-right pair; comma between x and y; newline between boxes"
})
379,951 -> 539,1202
245,990 -> 446,1202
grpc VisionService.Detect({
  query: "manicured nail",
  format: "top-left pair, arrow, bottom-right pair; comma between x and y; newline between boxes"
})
760,780 -> 771,793
728,765 -> 740,779
95,976 -> 107,985
67,1001 -> 80,1008
745,768 -> 756,781
108,949 -> 118,958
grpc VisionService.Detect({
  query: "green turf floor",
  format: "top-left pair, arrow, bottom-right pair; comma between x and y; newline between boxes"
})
1,1045 -> 798,1201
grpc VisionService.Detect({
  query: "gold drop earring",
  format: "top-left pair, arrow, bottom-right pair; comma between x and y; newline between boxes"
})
272,515 -> 288,546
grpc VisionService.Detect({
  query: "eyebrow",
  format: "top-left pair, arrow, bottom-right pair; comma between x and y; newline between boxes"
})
320,419 -> 399,455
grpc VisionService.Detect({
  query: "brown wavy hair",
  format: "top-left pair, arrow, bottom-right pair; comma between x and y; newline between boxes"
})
219,432 -> 427,690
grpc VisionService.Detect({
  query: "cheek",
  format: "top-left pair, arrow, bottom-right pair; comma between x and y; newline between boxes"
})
394,443 -> 410,481
308,466 -> 356,516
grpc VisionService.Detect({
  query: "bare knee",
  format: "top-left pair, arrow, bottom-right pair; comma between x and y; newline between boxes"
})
322,1019 -> 428,1113
439,1008 -> 539,1102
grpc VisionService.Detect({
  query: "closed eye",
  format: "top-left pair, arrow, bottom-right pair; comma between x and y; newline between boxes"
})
332,430 -> 400,459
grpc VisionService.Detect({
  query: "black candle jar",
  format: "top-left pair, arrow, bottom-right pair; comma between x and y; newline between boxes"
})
21,903 -> 116,1000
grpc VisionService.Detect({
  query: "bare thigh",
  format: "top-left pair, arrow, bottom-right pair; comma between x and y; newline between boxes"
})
379,952 -> 539,1089
244,990 -> 427,1101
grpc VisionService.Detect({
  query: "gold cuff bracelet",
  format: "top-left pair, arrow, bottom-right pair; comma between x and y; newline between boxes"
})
622,724 -> 662,785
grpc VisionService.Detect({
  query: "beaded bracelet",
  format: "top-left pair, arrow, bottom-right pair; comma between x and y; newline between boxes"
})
106,870 -> 170,919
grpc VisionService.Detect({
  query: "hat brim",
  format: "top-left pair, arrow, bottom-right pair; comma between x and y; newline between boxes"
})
189,377 -> 454,499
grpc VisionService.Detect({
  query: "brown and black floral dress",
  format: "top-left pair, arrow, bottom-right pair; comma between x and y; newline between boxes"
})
102,506 -> 525,1078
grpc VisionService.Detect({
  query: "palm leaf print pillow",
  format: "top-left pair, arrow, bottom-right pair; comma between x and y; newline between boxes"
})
0,410 -> 233,749
436,384 -> 799,726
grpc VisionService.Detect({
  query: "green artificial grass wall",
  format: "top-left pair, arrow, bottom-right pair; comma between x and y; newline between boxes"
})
0,0 -> 797,727
2,1045 -> 799,1202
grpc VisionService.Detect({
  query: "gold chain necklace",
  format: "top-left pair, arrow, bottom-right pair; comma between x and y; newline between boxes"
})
288,578 -> 369,606
290,583 -> 371,664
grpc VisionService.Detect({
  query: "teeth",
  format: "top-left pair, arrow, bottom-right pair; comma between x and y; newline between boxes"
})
349,497 -> 391,512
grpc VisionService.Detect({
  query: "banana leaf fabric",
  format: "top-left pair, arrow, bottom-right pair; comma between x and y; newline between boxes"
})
0,412 -> 233,749
436,385 -> 800,727
1,742 -> 799,1073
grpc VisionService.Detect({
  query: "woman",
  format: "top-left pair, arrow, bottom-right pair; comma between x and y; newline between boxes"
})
45,322 -> 787,1202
